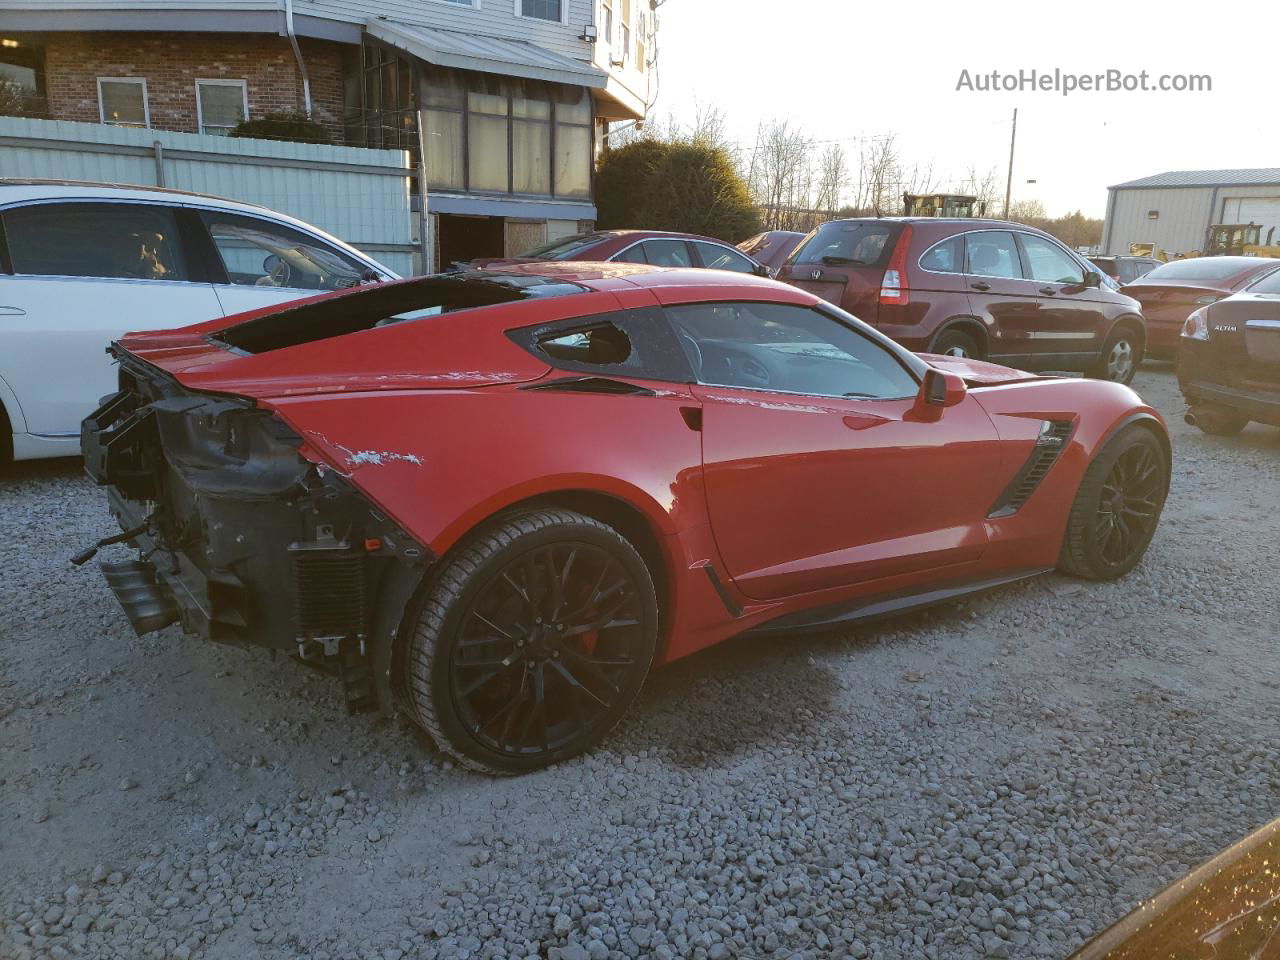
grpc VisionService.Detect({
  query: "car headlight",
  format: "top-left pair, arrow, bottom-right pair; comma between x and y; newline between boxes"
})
1182,307 -> 1210,341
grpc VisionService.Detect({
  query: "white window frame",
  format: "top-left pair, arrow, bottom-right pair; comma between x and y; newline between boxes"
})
517,0 -> 570,25
97,77 -> 150,128
195,78 -> 249,136
601,0 -> 614,47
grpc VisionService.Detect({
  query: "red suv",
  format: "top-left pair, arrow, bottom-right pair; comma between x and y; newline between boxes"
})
777,218 -> 1146,383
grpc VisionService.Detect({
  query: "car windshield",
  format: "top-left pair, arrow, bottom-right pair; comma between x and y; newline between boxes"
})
517,233 -> 608,260
789,221 -> 895,267
1141,258 -> 1259,283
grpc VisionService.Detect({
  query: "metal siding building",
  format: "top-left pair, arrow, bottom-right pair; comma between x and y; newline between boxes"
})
1103,169 -> 1280,257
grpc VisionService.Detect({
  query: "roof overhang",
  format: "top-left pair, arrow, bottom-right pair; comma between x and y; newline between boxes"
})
594,76 -> 645,122
0,7 -> 361,43
367,19 -> 606,90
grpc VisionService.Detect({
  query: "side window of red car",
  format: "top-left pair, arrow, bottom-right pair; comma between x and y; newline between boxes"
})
508,307 -> 693,383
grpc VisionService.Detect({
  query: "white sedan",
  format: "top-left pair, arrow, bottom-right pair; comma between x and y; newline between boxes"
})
0,179 -> 398,463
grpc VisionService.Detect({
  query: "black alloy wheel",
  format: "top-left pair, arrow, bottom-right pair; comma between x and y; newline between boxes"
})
406,508 -> 657,774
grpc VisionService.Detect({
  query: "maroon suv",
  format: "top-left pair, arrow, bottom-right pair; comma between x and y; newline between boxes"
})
776,218 -> 1146,383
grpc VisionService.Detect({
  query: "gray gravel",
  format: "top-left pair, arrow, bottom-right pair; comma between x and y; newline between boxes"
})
2,364 -> 1279,960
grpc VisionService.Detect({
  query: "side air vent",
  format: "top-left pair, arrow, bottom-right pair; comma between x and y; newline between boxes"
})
292,550 -> 367,639
988,420 -> 1074,518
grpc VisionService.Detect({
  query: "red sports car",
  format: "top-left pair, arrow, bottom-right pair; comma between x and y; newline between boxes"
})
81,264 -> 1170,774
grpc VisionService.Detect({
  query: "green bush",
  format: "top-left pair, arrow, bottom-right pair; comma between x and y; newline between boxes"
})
595,138 -> 759,242
228,113 -> 330,145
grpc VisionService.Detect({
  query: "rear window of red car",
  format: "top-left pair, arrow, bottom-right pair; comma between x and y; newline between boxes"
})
789,221 -> 897,268
1141,258 -> 1261,284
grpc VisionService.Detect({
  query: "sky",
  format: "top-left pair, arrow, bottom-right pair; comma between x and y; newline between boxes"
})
651,0 -> 1280,218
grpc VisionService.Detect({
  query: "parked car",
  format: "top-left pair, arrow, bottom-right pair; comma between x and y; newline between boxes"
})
82,263 -> 1169,774
0,179 -> 397,464
1179,265 -> 1280,435
736,230 -> 805,276
1070,815 -> 1280,959
1090,254 -> 1160,286
776,218 -> 1146,384
1123,256 -> 1280,360
466,230 -> 769,275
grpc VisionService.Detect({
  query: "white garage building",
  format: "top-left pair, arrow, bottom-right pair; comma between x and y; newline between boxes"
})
1102,168 -> 1280,258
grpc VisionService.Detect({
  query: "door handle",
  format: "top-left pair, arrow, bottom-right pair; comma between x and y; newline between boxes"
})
969,281 -> 990,292
843,413 -> 889,431
1038,286 -> 1058,296
0,306 -> 26,316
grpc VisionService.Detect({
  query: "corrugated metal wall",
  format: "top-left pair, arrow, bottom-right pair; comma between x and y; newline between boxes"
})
1105,183 -> 1280,258
0,116 -> 416,274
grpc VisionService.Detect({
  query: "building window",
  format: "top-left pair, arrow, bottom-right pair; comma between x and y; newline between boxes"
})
519,0 -> 565,23
0,37 -> 47,116
356,40 -> 418,151
620,0 -> 632,64
421,67 -> 592,200
97,77 -> 148,128
601,0 -> 614,52
636,11 -> 647,68
195,79 -> 247,136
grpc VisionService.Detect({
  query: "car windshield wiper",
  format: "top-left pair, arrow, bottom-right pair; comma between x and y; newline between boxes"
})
843,391 -> 878,398
821,255 -> 866,265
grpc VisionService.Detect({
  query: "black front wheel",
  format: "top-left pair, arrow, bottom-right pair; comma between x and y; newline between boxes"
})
405,508 -> 658,774
1059,427 -> 1169,580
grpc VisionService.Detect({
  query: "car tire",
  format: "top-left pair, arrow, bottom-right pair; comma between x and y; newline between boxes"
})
404,507 -> 658,775
1058,426 -> 1169,581
1190,405 -> 1249,436
930,328 -> 982,360
1088,325 -> 1143,384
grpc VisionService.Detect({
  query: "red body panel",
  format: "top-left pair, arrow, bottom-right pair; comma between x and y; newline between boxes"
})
112,266 -> 1166,666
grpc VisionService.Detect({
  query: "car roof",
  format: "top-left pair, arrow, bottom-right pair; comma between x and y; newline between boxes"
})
824,216 -> 1032,229
0,177 -> 269,210
474,260 -> 793,293
593,228 -> 736,243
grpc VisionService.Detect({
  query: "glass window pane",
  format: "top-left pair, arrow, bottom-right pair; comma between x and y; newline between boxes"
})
965,231 -> 1023,279
639,240 -> 691,267
511,80 -> 550,119
694,242 -> 756,273
198,82 -> 245,134
667,301 -> 918,399
1018,234 -> 1085,284
469,113 -> 510,192
553,85 -> 591,124
468,75 -> 508,116
397,60 -> 413,111
919,236 -> 963,273
425,109 -> 464,188
425,69 -> 464,108
201,212 -> 366,292
380,60 -> 397,113
612,243 -> 648,264
513,119 -> 551,194
554,123 -> 591,198
5,202 -> 187,281
521,0 -> 562,20
99,80 -> 146,126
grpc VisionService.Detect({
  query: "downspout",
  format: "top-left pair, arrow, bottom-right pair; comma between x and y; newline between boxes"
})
283,0 -> 313,118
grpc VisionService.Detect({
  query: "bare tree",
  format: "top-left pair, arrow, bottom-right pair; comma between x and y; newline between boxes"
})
962,164 -> 1002,216
812,144 -> 847,219
744,118 -> 813,231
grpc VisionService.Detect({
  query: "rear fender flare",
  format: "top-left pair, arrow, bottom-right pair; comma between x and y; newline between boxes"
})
0,370 -> 28,434
1105,314 -> 1147,354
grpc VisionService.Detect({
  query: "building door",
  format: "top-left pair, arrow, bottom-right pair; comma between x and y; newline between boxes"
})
438,214 -> 506,268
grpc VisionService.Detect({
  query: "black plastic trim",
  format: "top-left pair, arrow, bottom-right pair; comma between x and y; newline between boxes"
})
703,564 -> 743,618
987,420 -> 1075,518
519,376 -> 656,396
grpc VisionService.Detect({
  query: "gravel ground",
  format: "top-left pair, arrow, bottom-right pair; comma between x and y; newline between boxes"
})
2,363 -> 1278,960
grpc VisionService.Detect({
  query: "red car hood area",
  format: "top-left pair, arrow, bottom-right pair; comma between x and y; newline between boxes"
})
918,353 -> 1040,386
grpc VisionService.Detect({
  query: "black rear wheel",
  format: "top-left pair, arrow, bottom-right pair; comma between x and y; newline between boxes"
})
406,508 -> 657,774
1059,427 -> 1169,580
930,328 -> 982,360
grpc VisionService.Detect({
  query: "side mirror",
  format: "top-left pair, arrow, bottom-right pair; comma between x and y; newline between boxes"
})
910,368 -> 967,420
1083,271 -> 1102,289
752,263 -> 771,278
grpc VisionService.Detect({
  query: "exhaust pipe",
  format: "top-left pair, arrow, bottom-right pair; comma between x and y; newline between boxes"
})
100,560 -> 180,636
1184,409 -> 1199,427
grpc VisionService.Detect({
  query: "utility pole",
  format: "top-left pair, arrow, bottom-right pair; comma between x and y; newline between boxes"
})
1003,108 -> 1017,219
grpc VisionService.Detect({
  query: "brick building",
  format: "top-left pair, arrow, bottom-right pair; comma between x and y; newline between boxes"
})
0,1 -> 656,265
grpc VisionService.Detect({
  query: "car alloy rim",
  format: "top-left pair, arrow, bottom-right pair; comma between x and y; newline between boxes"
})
1095,444 -> 1163,565
943,345 -> 970,358
450,543 -> 644,758
1107,339 -> 1134,381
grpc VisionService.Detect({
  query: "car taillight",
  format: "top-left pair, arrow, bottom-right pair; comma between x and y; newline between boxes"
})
880,226 -> 913,306
1182,307 -> 1209,341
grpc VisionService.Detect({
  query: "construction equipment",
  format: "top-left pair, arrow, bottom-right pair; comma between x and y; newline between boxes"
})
902,193 -> 987,218
1204,223 -> 1280,258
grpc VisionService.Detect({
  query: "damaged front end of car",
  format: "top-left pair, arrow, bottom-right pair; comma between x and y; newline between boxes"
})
78,347 -> 433,713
